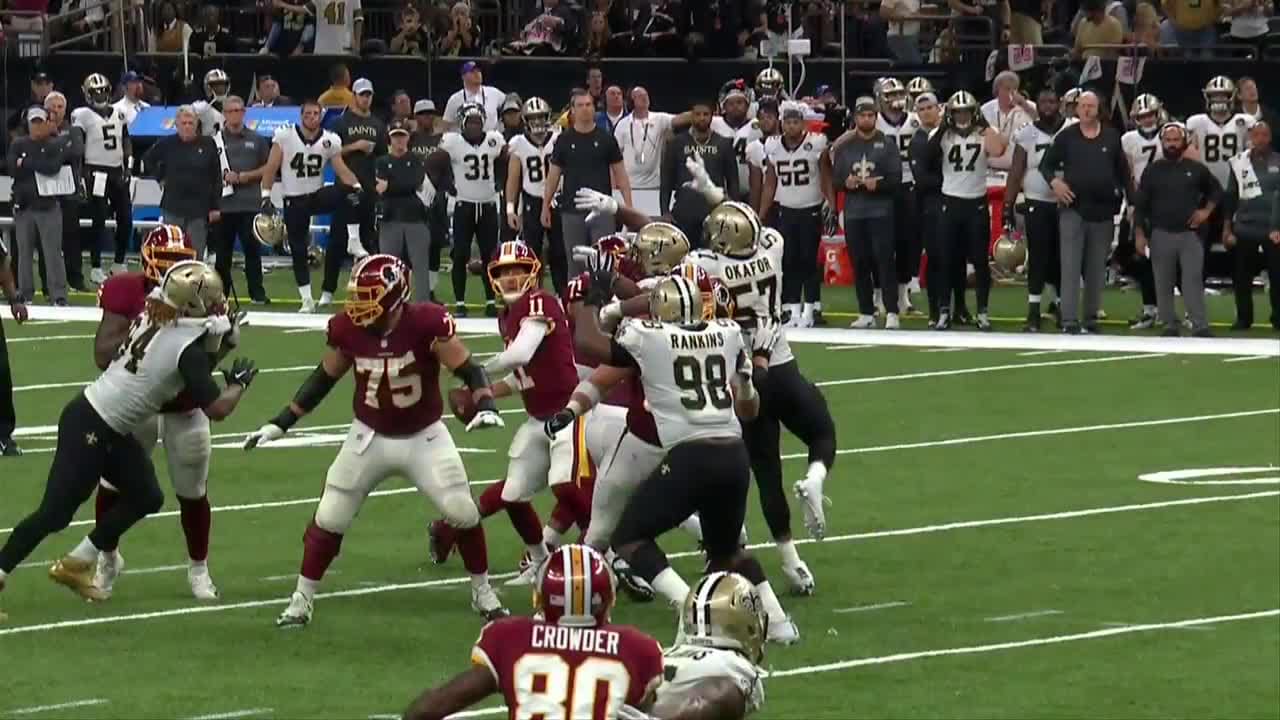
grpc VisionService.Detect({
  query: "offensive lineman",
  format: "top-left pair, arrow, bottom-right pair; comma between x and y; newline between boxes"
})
1118,94 -> 1164,329
1005,86 -> 1065,332
0,262 -> 254,610
74,73 -> 133,285
244,254 -> 509,627
259,100 -> 363,312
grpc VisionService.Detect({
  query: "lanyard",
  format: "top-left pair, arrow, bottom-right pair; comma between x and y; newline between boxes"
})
629,116 -> 653,164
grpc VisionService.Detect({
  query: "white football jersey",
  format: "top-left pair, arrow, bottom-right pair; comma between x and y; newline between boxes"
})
687,229 -> 794,367
507,131 -> 558,198
72,106 -> 127,168
1012,123 -> 1056,203
616,317 -> 748,447
1187,113 -> 1255,186
83,315 -> 208,435
113,96 -> 149,126
311,0 -> 361,54
764,133 -> 827,208
940,131 -> 989,199
441,131 -> 505,203
876,112 -> 920,184
711,116 -> 757,191
192,100 -> 224,137
659,644 -> 765,715
744,136 -> 769,172
1121,129 -> 1161,185
273,124 -> 342,197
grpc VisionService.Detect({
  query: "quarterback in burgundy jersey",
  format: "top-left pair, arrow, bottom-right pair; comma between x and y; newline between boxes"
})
244,255 -> 509,628
403,545 -> 664,720
91,224 -> 231,602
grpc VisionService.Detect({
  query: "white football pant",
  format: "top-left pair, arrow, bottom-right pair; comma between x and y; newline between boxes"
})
100,409 -> 211,499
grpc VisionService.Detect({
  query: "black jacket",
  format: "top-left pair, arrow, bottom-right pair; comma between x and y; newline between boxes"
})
6,134 -> 75,211
142,134 -> 223,218
1133,157 -> 1222,234
375,152 -> 428,222
661,130 -> 740,215
1039,123 -> 1131,222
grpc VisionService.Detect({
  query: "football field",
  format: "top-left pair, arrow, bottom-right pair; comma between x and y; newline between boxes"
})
0,282 -> 1278,719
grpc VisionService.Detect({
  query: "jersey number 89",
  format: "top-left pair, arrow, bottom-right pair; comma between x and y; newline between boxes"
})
673,355 -> 733,411
512,653 -> 632,720
1201,133 -> 1238,163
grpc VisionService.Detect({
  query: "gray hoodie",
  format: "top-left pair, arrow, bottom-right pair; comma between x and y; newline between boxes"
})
832,129 -> 901,219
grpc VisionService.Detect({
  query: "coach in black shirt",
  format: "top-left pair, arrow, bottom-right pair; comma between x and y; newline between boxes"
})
1039,90 -> 1132,333
141,105 -> 222,258
544,89 -> 631,274
662,99 -> 739,245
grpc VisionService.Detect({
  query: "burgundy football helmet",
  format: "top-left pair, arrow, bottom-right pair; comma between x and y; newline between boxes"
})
345,254 -> 411,327
140,224 -> 196,284
535,544 -> 616,627
488,240 -> 542,303
672,262 -> 734,320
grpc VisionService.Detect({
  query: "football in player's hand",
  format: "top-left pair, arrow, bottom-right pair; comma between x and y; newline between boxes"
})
467,259 -> 485,276
448,387 -> 477,424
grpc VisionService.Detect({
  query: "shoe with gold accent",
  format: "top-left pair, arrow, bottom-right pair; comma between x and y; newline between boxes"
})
49,557 -> 109,601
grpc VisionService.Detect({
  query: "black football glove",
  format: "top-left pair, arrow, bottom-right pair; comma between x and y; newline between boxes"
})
584,246 -> 616,274
544,408 -> 577,439
584,268 -> 616,307
222,357 -> 258,389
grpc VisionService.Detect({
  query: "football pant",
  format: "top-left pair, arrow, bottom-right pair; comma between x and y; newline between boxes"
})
583,431 -> 667,549
159,409 -> 211,499
499,417 -> 576,503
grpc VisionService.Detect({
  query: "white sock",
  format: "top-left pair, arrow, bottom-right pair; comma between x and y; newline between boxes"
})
189,560 -> 208,574
785,303 -> 801,320
69,537 -> 99,563
470,573 -> 489,590
1028,293 -> 1041,304
0,568 -> 9,583
677,515 -> 704,542
755,580 -> 788,624
527,543 -> 549,562
776,540 -> 801,568
806,460 -> 827,485
812,301 -> 822,312
1144,304 -> 1156,314
296,575 -> 319,599
428,270 -> 438,291
651,567 -> 691,606
542,526 -> 565,550
319,291 -> 333,306
298,283 -> 312,302
346,224 -> 360,242
801,302 -> 812,317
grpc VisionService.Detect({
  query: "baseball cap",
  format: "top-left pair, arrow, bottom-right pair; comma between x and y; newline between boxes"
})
460,61 -> 480,76
353,78 -> 374,95
27,106 -> 48,123
854,95 -> 876,112
816,84 -> 834,97
31,70 -> 51,84
501,93 -> 522,113
414,99 -> 438,115
915,92 -> 939,107
122,70 -> 142,84
389,120 -> 411,136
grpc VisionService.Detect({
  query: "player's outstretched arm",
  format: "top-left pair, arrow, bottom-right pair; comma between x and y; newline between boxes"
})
437,335 -> 505,431
244,347 -> 350,449
401,666 -> 497,720
482,318 -> 547,377
545,361 -> 632,439
651,677 -> 749,720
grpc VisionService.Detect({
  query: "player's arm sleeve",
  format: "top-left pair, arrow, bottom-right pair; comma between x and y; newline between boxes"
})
177,343 -> 223,408
483,317 -> 548,376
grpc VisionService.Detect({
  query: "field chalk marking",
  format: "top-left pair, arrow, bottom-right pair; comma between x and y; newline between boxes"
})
3,700 -> 109,715
984,609 -> 1064,622
834,601 -> 910,614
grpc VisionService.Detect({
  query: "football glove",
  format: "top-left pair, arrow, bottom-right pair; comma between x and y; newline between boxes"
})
243,422 -> 284,450
574,188 -> 618,224
222,357 -> 258,389
821,200 -> 839,236
204,313 -> 233,337
543,408 -> 576,439
584,269 -> 616,307
684,154 -> 726,206
465,409 -> 504,432
751,317 -> 781,360
224,310 -> 249,349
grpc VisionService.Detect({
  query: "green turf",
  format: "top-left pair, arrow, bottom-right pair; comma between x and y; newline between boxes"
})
0,317 -> 1277,719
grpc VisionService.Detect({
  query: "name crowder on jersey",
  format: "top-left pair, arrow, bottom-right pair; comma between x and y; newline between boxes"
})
530,624 -> 624,655
669,328 -> 728,351
723,257 -> 774,282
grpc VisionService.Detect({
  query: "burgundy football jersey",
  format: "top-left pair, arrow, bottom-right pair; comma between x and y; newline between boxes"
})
99,271 -> 200,413
562,272 -> 637,411
327,302 -> 453,436
472,616 -> 664,720
498,289 -> 577,420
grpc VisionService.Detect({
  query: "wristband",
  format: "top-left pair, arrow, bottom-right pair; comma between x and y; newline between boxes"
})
261,188 -> 271,199
271,406 -> 300,432
352,183 -> 363,193
566,398 -> 585,416
572,379 -> 603,408
506,202 -> 516,214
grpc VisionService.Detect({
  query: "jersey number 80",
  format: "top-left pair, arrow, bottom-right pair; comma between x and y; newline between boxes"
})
511,653 -> 632,720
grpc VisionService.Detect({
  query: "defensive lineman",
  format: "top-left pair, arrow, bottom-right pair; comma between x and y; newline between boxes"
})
73,73 -> 133,285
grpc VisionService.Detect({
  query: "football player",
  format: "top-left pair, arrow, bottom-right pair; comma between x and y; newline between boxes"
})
1061,87 -> 1083,128
712,80 -> 757,192
259,100 -> 363,312
745,99 -> 781,209
91,226 -> 236,601
1187,76 -> 1255,255
244,254 -> 509,627
906,76 -> 934,107
546,274 -> 799,644
73,73 -> 133,285
1005,87 -> 1066,333
1118,93 -> 1164,330
0,262 -> 253,608
505,97 -> 561,284
755,67 -> 787,104
402,544 -> 664,720
875,78 -> 923,316
193,69 -> 229,136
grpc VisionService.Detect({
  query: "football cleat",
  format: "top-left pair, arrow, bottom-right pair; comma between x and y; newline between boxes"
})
977,313 -> 992,331
298,298 -> 316,314
1024,314 -> 1041,333
954,310 -> 974,326
504,549 -> 544,586
188,566 -> 220,602
767,614 -> 801,645
49,557 -> 108,602
276,591 -> 313,629
1129,311 -> 1157,330
471,584 -> 511,621
610,555 -> 656,603
793,476 -> 830,541
781,560 -> 816,596
93,550 -> 125,598
935,312 -> 951,330
884,312 -> 901,330
811,309 -> 828,327
850,315 -> 876,329
427,519 -> 456,565
89,267 -> 108,286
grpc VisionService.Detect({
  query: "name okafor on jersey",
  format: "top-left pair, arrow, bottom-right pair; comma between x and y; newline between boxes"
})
614,317 -> 749,448
498,289 -> 578,420
83,315 -> 209,435
688,228 -> 795,367
876,112 -> 920,184
1012,123 -> 1057,203
72,105 -> 127,168
659,644 -> 765,715
472,615 -> 664,720
763,133 -> 828,209
274,125 -> 343,197
940,130 -> 989,199
507,131 -> 559,198
326,303 -> 453,437
1121,129 -> 1161,184
440,130 -> 505,203
1187,113 -> 1256,186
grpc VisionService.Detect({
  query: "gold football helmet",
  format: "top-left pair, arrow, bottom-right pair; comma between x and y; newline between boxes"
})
682,572 -> 768,664
992,232 -> 1027,273
649,274 -> 703,326
253,212 -> 286,249
877,77 -> 909,113
906,76 -> 934,103
1062,87 -> 1083,119
523,97 -> 553,144
703,202 -> 760,258
83,73 -> 112,109
755,68 -> 785,99
946,91 -> 980,132
1203,75 -> 1236,117
159,260 -> 226,320
204,68 -> 229,102
1131,94 -> 1162,134
631,222 -> 690,276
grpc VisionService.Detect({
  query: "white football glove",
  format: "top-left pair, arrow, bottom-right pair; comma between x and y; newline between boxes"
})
243,423 -> 284,450
574,187 -> 618,224
572,245 -> 601,268
752,318 -> 781,357
465,409 -> 505,432
684,154 -> 726,206
224,310 -> 249,349
203,314 -> 233,337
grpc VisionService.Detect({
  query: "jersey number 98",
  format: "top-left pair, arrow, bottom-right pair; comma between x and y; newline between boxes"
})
673,355 -> 733,411
512,653 -> 632,720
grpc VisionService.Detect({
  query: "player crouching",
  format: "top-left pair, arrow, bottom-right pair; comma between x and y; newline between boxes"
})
244,254 -> 509,628
402,544 -> 665,720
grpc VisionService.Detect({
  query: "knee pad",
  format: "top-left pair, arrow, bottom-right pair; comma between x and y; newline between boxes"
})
441,492 -> 481,529
314,486 -> 361,535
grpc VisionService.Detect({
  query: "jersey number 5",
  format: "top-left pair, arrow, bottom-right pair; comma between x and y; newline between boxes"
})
355,352 -> 423,409
512,654 -> 632,720
673,355 -> 733,411
948,143 -> 981,172
102,126 -> 119,152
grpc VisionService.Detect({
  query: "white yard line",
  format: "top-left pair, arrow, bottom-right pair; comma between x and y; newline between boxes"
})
920,347 -> 971,353
1100,621 -> 1213,632
1,491 -> 1274,636
834,601 -> 910,614
5,334 -> 97,343
4,699 -> 109,715
182,709 -> 273,720
281,328 -> 323,334
1017,349 -> 1069,357
1223,355 -> 1275,363
12,364 -> 316,393
823,344 -> 875,351
984,609 -> 1064,622
814,353 -> 1166,387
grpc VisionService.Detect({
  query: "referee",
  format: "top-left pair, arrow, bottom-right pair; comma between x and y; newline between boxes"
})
0,233 -> 30,456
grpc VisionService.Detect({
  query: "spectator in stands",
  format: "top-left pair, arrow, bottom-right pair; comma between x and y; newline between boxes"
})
596,85 -> 626,134
261,0 -> 313,57
391,2 -> 433,56
881,0 -> 924,62
188,5 -> 235,56
842,0 -> 893,59
151,1 -> 189,52
4,0 -> 48,35
1132,1 -> 1161,48
757,2 -> 805,58
508,0 -> 574,56
1237,78 -> 1278,128
626,0 -> 681,56
1072,0 -> 1125,58
585,12 -> 611,57
8,70 -> 54,136
61,0 -> 107,49
682,0 -> 747,58
318,63 -> 355,108
1224,0 -> 1270,52
114,71 -> 151,125
252,75 -> 293,107
8,106 -> 74,306
586,66 -> 605,109
389,90 -> 413,127
949,0 -> 1008,54
443,62 -> 505,132
1161,0 -> 1218,53
439,0 -> 481,56
1008,0 -> 1047,44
